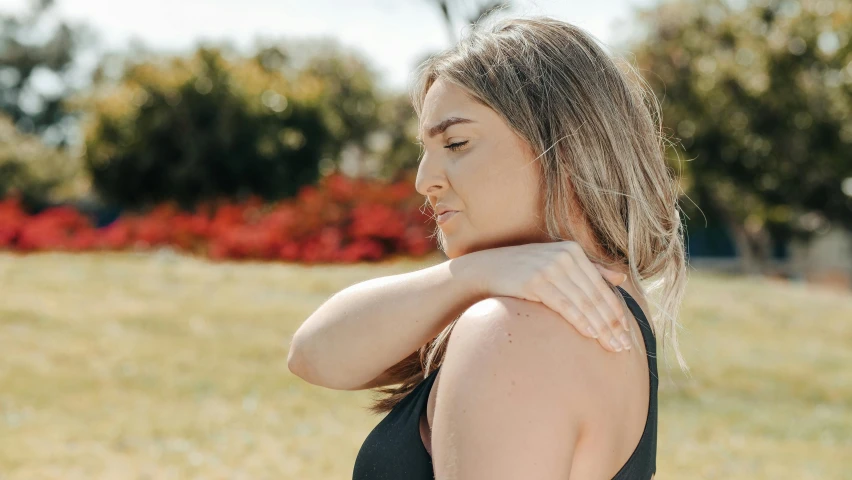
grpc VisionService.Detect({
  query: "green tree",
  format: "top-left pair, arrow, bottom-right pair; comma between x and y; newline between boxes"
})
71,47 -> 329,209
251,39 -> 402,178
0,0 -> 94,145
296,43 -> 384,173
373,90 -> 422,179
626,0 -> 852,272
0,112 -> 87,204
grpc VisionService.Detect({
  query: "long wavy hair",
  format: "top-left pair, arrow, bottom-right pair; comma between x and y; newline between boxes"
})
367,15 -> 689,415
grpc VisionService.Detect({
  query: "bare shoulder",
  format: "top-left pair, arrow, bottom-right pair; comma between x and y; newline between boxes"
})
429,297 -> 626,477
442,296 -> 611,404
454,296 -> 614,359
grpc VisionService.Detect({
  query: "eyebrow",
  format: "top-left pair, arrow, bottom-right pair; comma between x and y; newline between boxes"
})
416,116 -> 475,143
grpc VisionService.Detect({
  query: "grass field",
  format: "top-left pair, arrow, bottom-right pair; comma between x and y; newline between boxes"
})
1,250 -> 850,479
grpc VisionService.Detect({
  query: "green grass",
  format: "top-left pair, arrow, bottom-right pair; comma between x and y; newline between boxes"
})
0,251 -> 850,479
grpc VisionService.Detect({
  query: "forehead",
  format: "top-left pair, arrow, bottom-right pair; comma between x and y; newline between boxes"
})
421,78 -> 478,117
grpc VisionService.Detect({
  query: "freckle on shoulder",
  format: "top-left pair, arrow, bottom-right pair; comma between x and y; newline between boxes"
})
488,297 -> 595,345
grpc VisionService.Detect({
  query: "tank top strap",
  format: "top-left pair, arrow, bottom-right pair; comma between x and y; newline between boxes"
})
611,285 -> 658,479
615,286 -> 657,360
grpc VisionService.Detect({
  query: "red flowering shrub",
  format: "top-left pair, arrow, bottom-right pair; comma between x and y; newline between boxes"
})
349,203 -> 407,240
0,172 -> 439,263
99,219 -> 133,249
0,197 -> 27,247
17,206 -> 92,251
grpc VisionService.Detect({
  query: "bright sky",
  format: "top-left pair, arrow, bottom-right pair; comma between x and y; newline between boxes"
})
0,0 -> 657,92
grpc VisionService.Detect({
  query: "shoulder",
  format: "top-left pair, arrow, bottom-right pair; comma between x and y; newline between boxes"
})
430,297 -> 606,477
447,296 -> 607,379
441,296 -> 607,416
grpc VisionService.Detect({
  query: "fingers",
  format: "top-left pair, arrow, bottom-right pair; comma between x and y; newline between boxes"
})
566,251 -> 630,329
536,275 -> 625,353
558,251 -> 631,351
593,264 -> 631,331
594,263 -> 628,286
547,266 -> 629,352
534,279 -> 600,341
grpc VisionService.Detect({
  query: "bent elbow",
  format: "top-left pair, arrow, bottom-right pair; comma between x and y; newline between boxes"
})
286,334 -> 314,381
287,332 -> 377,390
286,336 -> 348,389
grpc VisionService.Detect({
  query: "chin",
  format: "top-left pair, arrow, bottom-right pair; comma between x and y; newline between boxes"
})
439,226 -> 537,259
438,234 -> 469,260
439,239 -> 460,259
441,237 -> 493,260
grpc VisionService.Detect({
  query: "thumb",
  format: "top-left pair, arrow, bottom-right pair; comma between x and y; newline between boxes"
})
595,264 -> 627,285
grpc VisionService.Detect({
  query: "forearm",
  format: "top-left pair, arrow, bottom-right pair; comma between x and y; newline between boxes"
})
287,252 -> 488,390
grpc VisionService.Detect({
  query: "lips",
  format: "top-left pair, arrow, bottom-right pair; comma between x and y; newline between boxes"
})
436,210 -> 459,224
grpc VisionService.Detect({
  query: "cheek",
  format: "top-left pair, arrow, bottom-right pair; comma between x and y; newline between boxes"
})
448,139 -> 541,229
484,160 -> 539,215
467,168 -> 540,231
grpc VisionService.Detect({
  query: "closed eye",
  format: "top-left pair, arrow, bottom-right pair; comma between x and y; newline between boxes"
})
445,141 -> 468,152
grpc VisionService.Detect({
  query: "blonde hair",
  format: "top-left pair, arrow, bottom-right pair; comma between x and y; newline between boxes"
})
368,15 -> 688,414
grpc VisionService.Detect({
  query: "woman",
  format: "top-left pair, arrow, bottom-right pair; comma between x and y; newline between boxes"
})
288,15 -> 687,480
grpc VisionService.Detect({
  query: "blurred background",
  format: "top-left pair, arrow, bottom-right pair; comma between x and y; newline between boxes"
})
0,0 -> 850,478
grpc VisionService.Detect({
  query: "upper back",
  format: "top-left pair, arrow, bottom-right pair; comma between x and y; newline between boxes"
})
424,285 -> 657,478
353,285 -> 657,480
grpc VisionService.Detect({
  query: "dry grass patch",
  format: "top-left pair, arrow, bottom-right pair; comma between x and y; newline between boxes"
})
0,251 -> 849,479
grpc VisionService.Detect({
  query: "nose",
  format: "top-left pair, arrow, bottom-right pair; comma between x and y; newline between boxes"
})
414,150 -> 449,198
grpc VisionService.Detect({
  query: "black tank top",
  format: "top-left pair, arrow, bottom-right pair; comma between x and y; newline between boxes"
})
353,285 -> 658,479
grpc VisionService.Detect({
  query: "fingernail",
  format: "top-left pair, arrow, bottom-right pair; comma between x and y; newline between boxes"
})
609,337 -> 623,352
620,332 -> 631,350
586,326 -> 599,338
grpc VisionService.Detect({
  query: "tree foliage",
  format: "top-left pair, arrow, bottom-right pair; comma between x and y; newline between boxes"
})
627,0 -> 852,267
0,112 -> 86,204
0,0 -> 94,145
71,47 -> 330,210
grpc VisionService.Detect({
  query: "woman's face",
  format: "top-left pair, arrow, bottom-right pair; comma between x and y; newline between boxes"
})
415,77 -> 548,259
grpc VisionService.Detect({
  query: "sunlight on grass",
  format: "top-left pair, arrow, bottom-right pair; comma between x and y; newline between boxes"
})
0,250 -> 850,479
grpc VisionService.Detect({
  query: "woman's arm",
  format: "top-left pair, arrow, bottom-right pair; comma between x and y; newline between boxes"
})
287,241 -> 630,391
287,252 -> 488,390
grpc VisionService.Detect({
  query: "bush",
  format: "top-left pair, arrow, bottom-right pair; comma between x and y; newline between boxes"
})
0,114 -> 89,205
0,172 -> 437,263
75,47 -> 330,209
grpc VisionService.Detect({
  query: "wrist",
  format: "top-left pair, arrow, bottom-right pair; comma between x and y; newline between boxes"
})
447,250 -> 490,302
